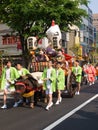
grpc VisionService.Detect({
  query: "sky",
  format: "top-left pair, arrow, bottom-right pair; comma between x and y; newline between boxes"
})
88,0 -> 98,14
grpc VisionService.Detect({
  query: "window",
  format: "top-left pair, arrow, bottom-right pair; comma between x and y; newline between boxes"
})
2,36 -> 17,45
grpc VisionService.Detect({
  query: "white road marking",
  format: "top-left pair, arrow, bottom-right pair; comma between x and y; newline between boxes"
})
43,94 -> 98,130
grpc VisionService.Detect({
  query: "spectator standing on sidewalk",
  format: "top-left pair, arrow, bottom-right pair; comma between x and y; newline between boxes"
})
72,60 -> 82,95
55,62 -> 65,105
41,61 -> 56,110
0,60 -> 19,109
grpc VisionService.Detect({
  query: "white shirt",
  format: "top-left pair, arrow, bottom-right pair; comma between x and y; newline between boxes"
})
46,68 -> 52,88
47,68 -> 52,79
6,68 -> 11,80
75,67 -> 78,74
18,70 -> 23,76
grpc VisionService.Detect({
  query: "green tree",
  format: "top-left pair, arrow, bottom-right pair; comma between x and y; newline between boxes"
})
0,0 -> 89,67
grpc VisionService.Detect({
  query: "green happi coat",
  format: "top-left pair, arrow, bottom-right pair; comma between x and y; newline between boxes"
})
0,67 -> 19,90
18,68 -> 30,76
41,67 -> 56,92
56,68 -> 65,90
72,66 -> 82,83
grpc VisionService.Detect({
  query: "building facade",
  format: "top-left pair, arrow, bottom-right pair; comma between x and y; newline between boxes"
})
80,5 -> 94,57
93,13 -> 98,48
0,23 -> 22,59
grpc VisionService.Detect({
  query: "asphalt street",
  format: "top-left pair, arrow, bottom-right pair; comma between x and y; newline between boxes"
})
52,97 -> 98,130
0,81 -> 98,130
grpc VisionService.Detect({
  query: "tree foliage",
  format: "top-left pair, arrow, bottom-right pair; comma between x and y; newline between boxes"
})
0,0 -> 89,66
0,0 -> 89,35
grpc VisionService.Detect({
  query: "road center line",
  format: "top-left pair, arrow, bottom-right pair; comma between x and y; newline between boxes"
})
43,94 -> 98,130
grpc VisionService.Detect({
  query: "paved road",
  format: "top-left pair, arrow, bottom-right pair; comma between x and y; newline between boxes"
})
0,81 -> 98,130
52,97 -> 98,130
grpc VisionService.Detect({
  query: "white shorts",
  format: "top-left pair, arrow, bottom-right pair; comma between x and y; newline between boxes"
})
4,81 -> 11,91
46,86 -> 53,95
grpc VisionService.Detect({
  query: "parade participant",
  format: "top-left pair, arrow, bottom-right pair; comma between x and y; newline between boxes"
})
61,61 -> 69,93
55,62 -> 65,105
41,61 -> 56,110
13,63 -> 30,107
95,65 -> 98,80
81,62 -> 88,85
56,50 -> 65,63
1,60 -> 19,109
36,50 -> 49,62
91,65 -> 96,83
72,60 -> 82,95
46,44 -> 56,56
16,63 -> 30,76
86,63 -> 96,86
